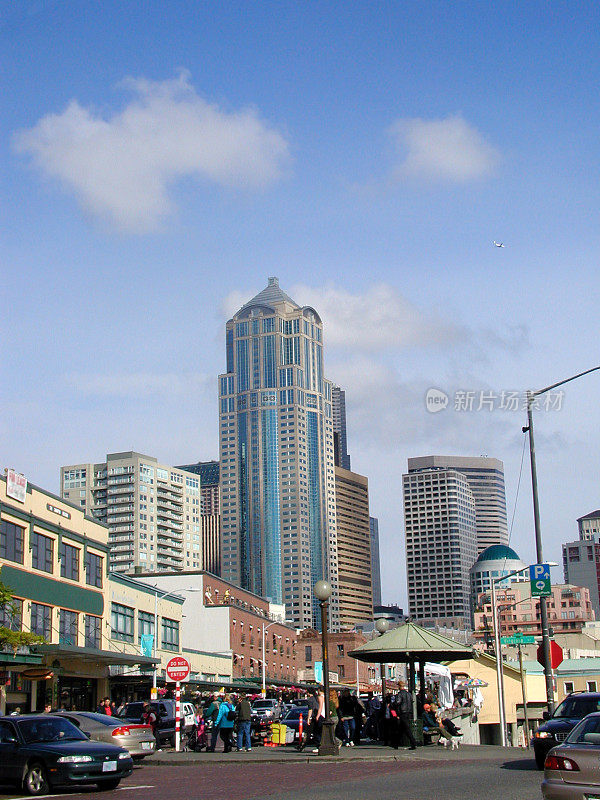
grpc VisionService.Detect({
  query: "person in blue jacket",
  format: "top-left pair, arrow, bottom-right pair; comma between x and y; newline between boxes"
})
214,693 -> 235,752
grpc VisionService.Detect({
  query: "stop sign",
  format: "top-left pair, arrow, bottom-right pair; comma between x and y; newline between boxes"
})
537,641 -> 563,670
166,656 -> 190,682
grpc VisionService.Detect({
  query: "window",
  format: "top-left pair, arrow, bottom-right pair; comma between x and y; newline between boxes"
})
85,552 -> 103,588
59,542 -> 80,581
59,609 -> 78,645
85,615 -> 101,649
161,617 -> 179,651
138,611 -> 155,643
31,603 -> 51,639
0,598 -> 22,631
564,681 -> 574,694
588,681 -> 598,693
337,664 -> 345,679
304,645 -> 312,662
0,520 -> 24,564
337,644 -> 344,656
111,603 -> 134,642
31,532 -> 54,573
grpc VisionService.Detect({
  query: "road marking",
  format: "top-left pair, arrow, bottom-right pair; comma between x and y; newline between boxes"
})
7,785 -> 155,799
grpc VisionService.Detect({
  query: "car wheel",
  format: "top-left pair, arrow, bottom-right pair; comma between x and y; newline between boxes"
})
98,778 -> 121,791
23,762 -> 50,796
535,750 -> 546,770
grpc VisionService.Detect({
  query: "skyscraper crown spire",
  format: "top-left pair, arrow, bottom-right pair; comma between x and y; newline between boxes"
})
234,276 -> 299,318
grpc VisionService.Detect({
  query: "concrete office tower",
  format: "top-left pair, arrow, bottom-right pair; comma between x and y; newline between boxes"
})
218,277 -> 339,631
370,517 -> 382,607
176,460 -> 221,575
578,511 -> 600,542
407,456 -> 508,555
332,385 -> 351,470
61,452 -> 202,573
563,540 -> 600,619
403,465 -> 478,626
335,466 -> 372,629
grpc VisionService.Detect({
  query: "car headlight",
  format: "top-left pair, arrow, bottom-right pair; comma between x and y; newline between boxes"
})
534,731 -> 552,739
57,755 -> 94,763
265,710 -> 272,717
118,752 -> 131,760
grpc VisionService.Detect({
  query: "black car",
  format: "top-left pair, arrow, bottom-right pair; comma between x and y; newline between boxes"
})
532,692 -> 600,768
117,700 -> 184,748
0,715 -> 133,795
281,706 -> 310,741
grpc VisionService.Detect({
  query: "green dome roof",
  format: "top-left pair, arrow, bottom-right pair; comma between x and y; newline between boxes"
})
476,544 -> 522,563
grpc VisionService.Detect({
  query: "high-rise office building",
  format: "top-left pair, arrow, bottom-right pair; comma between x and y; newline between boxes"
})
334,466 -> 372,629
218,277 -> 339,630
407,456 -> 507,555
176,460 -> 221,575
370,517 -> 382,607
563,510 -> 600,619
332,385 -> 351,470
403,465 -> 478,625
61,452 -> 202,573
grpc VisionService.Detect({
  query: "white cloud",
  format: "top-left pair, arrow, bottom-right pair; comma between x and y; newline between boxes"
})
293,283 -> 465,350
66,371 -> 212,397
14,71 -> 291,232
389,114 -> 500,182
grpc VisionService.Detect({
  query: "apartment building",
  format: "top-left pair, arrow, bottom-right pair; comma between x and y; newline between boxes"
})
61,452 -> 202,574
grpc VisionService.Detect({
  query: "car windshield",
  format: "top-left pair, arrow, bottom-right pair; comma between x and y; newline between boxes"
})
18,717 -> 88,744
554,696 -> 600,719
119,704 -> 143,718
253,701 -> 275,708
566,715 -> 600,744
75,713 -> 121,727
283,708 -> 308,720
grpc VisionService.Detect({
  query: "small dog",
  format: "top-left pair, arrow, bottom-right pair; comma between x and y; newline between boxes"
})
441,736 -> 461,750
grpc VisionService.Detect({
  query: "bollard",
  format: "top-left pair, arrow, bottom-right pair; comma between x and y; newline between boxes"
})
299,713 -> 303,745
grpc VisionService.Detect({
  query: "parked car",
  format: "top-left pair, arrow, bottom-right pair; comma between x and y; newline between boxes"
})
542,710 -> 600,798
53,712 -> 155,761
281,706 -> 310,743
0,714 -> 132,795
532,692 -> 600,769
117,700 -> 184,748
251,699 -> 281,722
250,715 -> 272,746
182,702 -> 196,730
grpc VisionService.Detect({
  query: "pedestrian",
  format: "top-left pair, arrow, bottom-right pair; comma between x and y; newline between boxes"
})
214,693 -> 236,753
43,703 -> 52,713
141,703 -> 160,751
364,692 -> 381,741
297,690 -> 318,752
395,682 -> 416,750
421,703 -> 453,742
311,689 -> 326,754
338,688 -> 356,746
205,694 -> 221,752
236,693 -> 252,752
353,693 -> 365,745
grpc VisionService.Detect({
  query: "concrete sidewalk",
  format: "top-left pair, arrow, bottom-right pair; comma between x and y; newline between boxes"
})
149,742 -> 534,766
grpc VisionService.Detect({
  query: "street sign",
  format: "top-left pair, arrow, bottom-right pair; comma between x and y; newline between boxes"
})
529,563 -> 551,597
166,656 -> 190,682
537,641 -> 563,669
501,634 -> 536,645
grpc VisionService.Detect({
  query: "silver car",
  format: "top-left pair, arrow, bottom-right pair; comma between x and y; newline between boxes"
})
55,712 -> 156,761
542,710 -> 600,799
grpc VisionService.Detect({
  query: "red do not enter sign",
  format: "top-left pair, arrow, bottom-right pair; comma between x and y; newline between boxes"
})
166,656 -> 190,682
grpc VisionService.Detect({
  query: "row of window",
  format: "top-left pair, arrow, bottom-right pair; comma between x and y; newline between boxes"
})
0,599 -> 101,648
0,520 -> 103,587
110,603 -> 179,650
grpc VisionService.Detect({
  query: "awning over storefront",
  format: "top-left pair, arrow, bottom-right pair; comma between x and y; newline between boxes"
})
37,644 -> 158,668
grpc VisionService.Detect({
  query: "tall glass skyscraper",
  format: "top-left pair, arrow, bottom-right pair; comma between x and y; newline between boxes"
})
219,277 -> 340,631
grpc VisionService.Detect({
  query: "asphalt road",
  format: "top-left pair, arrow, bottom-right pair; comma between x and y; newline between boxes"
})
0,752 -> 542,800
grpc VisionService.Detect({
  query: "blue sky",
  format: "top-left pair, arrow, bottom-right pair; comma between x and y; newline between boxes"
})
2,1 -> 600,607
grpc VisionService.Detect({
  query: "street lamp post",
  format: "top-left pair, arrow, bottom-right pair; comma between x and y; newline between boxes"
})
524,365 -> 600,715
375,618 -> 389,703
314,580 -> 339,756
261,621 -> 278,698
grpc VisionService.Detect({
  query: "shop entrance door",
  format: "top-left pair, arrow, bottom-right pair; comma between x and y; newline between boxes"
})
58,677 -> 97,711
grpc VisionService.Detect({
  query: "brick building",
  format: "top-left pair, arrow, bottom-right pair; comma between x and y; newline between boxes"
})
297,628 -> 377,690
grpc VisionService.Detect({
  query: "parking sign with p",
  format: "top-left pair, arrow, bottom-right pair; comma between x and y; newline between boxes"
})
529,563 -> 551,597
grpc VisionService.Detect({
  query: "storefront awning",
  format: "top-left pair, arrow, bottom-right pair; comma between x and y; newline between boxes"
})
0,650 -> 44,667
37,644 -> 158,668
